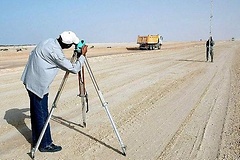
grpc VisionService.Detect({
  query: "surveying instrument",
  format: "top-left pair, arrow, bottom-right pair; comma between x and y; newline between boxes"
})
30,40 -> 126,158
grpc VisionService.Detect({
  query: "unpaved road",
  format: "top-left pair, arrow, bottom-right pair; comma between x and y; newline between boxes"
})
0,41 -> 239,160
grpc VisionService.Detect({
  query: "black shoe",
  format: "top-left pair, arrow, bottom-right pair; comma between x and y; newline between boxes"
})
39,143 -> 62,152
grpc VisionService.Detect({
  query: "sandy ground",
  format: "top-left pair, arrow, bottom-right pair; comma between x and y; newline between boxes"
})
0,41 -> 239,160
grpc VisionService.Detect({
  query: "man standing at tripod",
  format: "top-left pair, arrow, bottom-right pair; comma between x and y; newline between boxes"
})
206,36 -> 215,62
21,31 -> 88,152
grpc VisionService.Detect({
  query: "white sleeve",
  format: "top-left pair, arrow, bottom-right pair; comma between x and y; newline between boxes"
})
52,48 -> 85,74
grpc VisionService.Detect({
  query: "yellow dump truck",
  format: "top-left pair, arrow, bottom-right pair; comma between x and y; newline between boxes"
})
137,34 -> 163,50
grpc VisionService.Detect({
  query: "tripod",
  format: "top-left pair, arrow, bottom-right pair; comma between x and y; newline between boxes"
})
30,51 -> 126,158
78,64 -> 88,128
84,58 -> 126,155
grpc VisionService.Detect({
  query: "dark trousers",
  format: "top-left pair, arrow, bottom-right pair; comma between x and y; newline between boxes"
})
206,47 -> 214,62
27,90 -> 52,148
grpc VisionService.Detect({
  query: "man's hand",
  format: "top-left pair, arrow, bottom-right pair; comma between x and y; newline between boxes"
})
81,45 -> 88,56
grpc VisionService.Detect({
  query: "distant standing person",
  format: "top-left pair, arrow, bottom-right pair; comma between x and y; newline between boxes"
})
206,36 -> 215,62
21,31 -> 88,152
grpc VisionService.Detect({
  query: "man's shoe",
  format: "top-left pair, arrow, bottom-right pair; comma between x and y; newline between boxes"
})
39,143 -> 62,152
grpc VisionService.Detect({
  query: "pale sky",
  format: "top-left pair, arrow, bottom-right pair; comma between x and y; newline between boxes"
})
0,0 -> 239,44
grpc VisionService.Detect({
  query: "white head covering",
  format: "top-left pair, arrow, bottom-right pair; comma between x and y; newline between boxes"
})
60,31 -> 80,44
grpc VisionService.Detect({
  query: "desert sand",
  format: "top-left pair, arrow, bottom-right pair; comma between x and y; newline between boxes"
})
0,41 -> 239,160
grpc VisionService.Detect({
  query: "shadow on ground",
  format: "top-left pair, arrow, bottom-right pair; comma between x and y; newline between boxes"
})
177,59 -> 206,63
126,47 -> 140,50
4,108 -> 31,144
51,115 -> 124,155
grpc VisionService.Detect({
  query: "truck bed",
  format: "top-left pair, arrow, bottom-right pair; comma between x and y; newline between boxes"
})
137,35 -> 159,44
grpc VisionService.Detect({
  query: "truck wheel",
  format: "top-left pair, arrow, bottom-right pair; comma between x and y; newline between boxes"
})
158,45 -> 162,50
